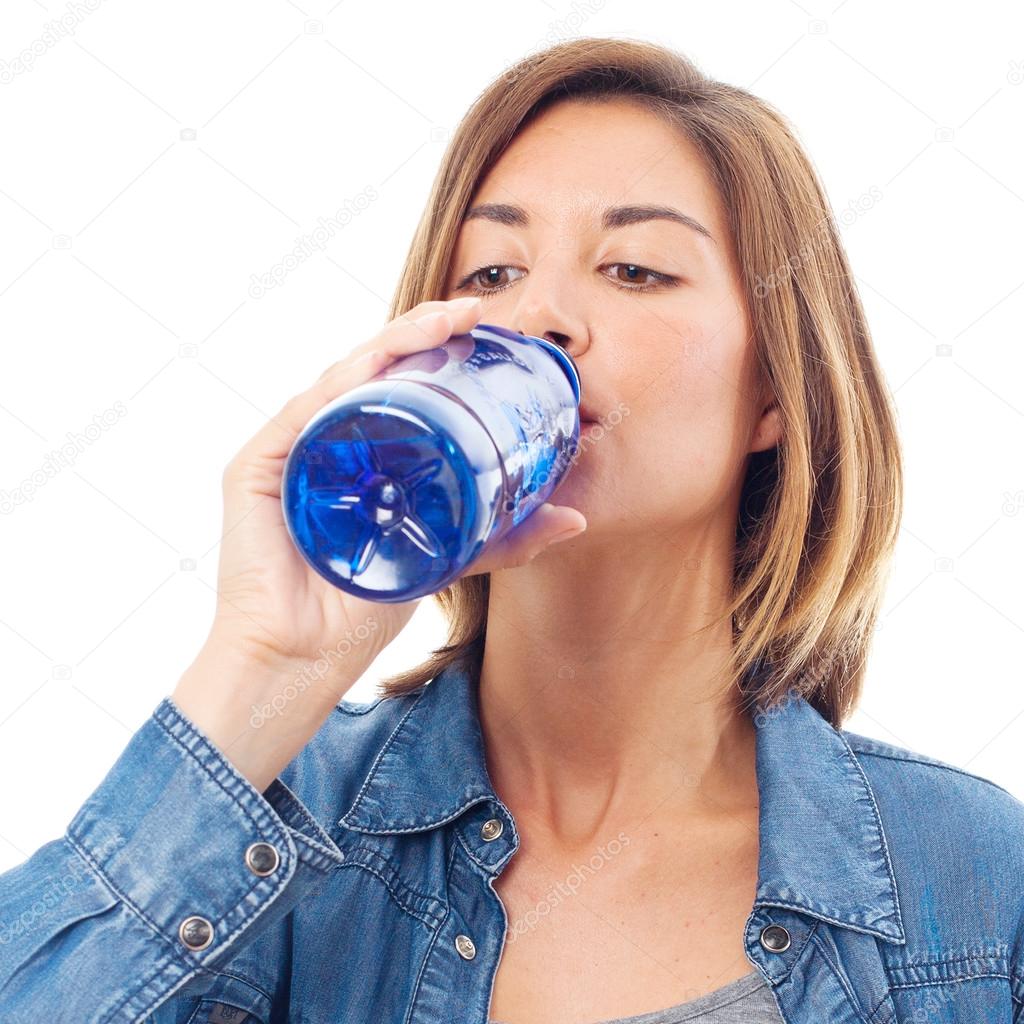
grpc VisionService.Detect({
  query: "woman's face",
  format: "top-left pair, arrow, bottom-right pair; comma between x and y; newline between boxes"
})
443,97 -> 780,536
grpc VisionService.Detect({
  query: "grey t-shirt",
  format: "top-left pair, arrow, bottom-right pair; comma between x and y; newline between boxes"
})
487,968 -> 783,1023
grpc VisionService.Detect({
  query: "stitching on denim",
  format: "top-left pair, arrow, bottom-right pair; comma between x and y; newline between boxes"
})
152,709 -> 292,905
205,967 -> 274,1005
265,778 -> 346,869
267,778 -> 324,837
98,940 -> 191,1023
764,913 -> 818,976
446,831 -> 459,878
146,707 -> 315,971
335,695 -> 388,716
888,972 -> 1010,989
62,831 -> 194,1024
335,859 -> 441,929
153,704 -> 282,845
756,898 -> 899,942
835,732 -> 905,940
352,793 -> 493,834
337,841 -> 446,919
844,742 -> 1018,800
64,831 -> 182,962
890,949 -> 1008,969
404,895 -> 449,1024
340,686 -> 428,823
454,822 -> 492,877
401,839 -> 456,1024
810,929 -> 870,1021
862,987 -> 894,1024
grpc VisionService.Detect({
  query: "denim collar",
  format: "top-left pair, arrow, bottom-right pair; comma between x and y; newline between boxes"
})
338,660 -> 905,945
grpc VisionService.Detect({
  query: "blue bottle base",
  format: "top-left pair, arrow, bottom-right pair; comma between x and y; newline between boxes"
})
282,386 -> 501,602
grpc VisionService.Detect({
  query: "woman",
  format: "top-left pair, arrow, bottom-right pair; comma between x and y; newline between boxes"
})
2,36 -> 1022,1024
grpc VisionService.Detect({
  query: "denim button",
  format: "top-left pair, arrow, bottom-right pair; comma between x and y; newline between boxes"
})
245,841 -> 281,876
179,915 -> 214,951
759,924 -> 791,953
480,818 -> 504,841
454,933 -> 477,960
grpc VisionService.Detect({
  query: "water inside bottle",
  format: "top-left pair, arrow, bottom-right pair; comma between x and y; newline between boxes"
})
285,412 -> 479,590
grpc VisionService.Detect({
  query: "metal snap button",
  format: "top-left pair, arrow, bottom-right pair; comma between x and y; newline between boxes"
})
480,818 -> 504,841
454,933 -> 477,960
759,923 -> 791,953
179,915 -> 214,951
245,841 -> 281,876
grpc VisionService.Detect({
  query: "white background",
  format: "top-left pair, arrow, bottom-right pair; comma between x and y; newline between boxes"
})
0,0 -> 1022,869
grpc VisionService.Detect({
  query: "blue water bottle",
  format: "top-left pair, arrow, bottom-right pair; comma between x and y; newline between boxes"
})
281,323 -> 582,602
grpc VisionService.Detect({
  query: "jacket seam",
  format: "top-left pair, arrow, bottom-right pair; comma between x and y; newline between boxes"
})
64,830 -> 272,1024
335,695 -> 389,716
270,780 -> 333,840
401,844 -> 456,1024
99,936 -> 193,1024
845,744 -> 1018,799
810,928 -> 873,1023
63,831 -> 201,1024
887,972 -> 1011,989
63,830 -> 189,966
891,950 -> 1008,969
454,821 -> 496,879
153,709 -> 273,839
341,688 -> 428,824
835,733 -> 905,940
203,967 -> 274,1006
336,856 -> 444,928
755,897 -> 898,942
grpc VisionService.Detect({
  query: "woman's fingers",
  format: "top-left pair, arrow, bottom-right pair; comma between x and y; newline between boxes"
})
464,503 -> 587,577
335,296 -> 481,374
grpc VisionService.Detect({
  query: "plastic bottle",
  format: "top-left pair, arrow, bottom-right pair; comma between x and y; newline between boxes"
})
281,322 -> 582,602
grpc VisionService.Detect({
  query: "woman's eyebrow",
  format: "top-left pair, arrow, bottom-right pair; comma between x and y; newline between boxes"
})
462,202 -> 714,243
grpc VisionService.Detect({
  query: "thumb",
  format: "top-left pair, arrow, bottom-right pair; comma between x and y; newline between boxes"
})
465,503 -> 587,576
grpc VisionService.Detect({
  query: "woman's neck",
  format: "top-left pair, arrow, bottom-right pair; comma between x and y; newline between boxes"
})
476,538 -> 758,850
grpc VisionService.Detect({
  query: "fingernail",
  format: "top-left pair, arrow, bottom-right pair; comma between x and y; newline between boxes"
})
448,296 -> 481,308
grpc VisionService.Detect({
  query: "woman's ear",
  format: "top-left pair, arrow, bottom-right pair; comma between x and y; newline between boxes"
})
750,396 -> 782,454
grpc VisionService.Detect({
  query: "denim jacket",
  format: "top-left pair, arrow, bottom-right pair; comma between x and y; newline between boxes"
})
1,659 -> 1023,1023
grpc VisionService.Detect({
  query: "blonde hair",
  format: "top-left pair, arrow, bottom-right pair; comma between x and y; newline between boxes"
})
376,36 -> 902,728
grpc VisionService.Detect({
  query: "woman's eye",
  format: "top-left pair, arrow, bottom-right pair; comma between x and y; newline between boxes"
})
455,262 -> 677,295
460,265 -> 524,293
605,263 -> 677,290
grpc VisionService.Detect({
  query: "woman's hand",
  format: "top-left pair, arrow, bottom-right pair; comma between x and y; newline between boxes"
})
172,297 -> 586,789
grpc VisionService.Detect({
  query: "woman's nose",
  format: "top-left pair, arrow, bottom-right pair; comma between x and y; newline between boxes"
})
518,328 -> 570,348
515,327 -> 589,364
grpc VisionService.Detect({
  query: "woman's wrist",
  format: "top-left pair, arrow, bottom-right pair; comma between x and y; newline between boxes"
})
170,635 -> 369,792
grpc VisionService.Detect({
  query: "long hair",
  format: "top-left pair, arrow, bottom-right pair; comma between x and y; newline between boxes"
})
374,36 -> 903,729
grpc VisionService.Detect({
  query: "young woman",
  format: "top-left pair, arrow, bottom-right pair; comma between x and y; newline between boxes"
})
2,37 -> 1022,1024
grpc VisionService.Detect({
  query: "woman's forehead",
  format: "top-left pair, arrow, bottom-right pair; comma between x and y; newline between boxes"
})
470,102 -> 724,238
